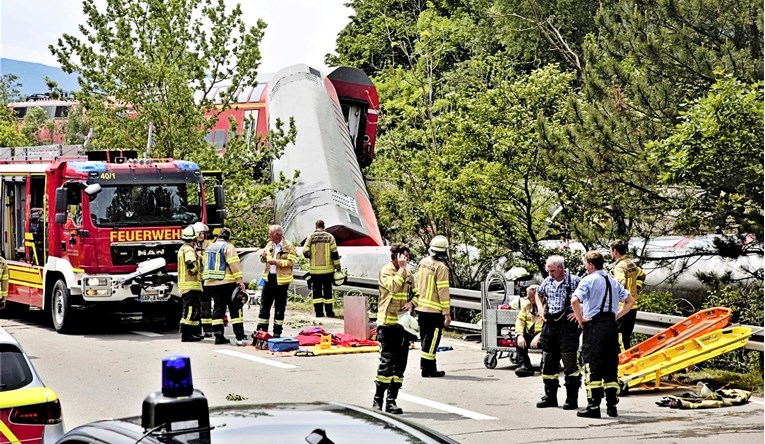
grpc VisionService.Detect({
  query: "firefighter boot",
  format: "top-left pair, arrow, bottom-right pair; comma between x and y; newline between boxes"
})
562,379 -> 580,410
577,399 -> 601,418
385,384 -> 403,414
536,380 -> 559,408
577,388 -> 602,418
314,304 -> 324,317
372,382 -> 387,411
605,387 -> 619,417
325,303 -> 335,318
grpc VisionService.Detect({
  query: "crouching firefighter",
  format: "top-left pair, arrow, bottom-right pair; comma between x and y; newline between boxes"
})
571,251 -> 634,418
177,225 -> 203,342
534,255 -> 582,409
373,243 -> 417,414
203,228 -> 247,345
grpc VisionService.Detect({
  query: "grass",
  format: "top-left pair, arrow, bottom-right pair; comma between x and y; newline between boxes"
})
674,369 -> 764,395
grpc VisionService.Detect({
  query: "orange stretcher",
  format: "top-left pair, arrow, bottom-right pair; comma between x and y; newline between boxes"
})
618,326 -> 752,389
619,307 -> 731,366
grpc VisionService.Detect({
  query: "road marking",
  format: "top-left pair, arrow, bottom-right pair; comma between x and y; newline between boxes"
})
130,331 -> 162,337
397,392 -> 497,420
750,398 -> 764,406
214,349 -> 298,369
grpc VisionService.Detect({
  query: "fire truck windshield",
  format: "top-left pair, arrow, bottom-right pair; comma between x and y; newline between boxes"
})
89,184 -> 202,227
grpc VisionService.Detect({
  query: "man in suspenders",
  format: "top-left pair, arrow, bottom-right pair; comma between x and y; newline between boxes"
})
571,251 -> 634,418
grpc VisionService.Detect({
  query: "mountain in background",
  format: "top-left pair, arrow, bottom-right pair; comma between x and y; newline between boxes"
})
1,58 -> 80,99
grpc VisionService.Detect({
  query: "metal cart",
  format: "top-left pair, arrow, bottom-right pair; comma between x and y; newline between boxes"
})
481,270 -> 520,369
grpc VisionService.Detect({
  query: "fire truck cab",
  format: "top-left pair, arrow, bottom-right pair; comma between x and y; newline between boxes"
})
0,146 -> 225,333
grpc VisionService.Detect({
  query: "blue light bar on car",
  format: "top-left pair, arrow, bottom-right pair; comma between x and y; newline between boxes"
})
161,355 -> 193,397
69,161 -> 108,174
173,160 -> 200,171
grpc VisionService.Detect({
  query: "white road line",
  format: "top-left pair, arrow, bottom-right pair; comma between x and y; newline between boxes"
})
214,349 -> 298,369
397,392 -> 497,420
130,331 -> 162,337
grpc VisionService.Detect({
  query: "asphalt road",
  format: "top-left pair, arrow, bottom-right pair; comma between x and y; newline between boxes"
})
2,305 -> 763,444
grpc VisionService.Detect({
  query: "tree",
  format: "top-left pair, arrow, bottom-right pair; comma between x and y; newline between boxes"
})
50,0 -> 266,159
649,77 -> 764,236
0,74 -> 29,147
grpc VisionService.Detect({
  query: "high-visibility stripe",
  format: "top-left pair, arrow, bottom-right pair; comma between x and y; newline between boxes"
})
376,375 -> 393,384
0,419 -> 20,444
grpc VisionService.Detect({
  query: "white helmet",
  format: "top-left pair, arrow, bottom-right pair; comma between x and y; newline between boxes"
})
192,222 -> 208,233
506,267 -> 530,281
181,225 -> 196,241
429,235 -> 449,255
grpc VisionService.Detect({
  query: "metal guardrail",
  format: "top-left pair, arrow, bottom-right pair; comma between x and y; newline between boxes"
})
319,274 -> 764,352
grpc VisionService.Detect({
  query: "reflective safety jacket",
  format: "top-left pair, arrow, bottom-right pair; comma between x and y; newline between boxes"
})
414,256 -> 450,315
202,240 -> 243,287
515,299 -> 543,336
377,262 -> 416,325
611,256 -> 645,309
177,243 -> 202,294
261,239 -> 297,285
302,229 -> 341,275
0,257 -> 8,299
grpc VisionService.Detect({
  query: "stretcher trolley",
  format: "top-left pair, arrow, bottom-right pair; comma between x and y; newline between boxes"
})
481,270 -> 520,369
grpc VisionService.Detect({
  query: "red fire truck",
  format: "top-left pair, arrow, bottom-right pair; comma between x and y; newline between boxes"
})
0,145 -> 225,333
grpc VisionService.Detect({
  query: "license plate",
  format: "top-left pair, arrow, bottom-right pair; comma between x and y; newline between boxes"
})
141,292 -> 169,303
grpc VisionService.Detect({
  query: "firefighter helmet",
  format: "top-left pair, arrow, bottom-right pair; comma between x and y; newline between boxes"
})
181,225 -> 196,241
429,235 -> 449,255
192,222 -> 208,233
333,270 -> 347,286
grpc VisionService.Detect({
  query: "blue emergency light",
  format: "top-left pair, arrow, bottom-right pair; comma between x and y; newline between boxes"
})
142,356 -> 210,435
161,355 -> 193,397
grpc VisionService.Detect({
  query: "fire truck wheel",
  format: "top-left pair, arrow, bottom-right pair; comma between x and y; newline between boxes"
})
51,279 -> 73,333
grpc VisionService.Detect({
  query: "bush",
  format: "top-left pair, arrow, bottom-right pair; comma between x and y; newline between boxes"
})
638,290 -> 680,315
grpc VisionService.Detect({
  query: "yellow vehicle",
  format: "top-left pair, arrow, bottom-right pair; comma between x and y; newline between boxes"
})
0,327 -> 64,443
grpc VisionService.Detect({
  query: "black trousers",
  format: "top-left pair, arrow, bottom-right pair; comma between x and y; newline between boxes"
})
179,290 -> 202,335
617,308 -> 638,351
418,311 -> 444,372
200,286 -> 213,333
516,332 -> 538,368
540,312 -> 581,387
311,273 -> 334,313
582,312 -> 620,400
257,274 -> 288,336
211,283 -> 245,340
375,325 -> 411,386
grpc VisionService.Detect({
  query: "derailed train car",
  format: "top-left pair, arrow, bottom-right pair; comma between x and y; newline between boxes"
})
265,64 -> 383,247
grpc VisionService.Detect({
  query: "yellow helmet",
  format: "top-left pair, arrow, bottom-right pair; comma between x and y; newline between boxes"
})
181,225 -> 196,241
429,235 -> 448,254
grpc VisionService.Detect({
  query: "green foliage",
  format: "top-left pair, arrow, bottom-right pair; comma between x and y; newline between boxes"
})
637,290 -> 680,316
703,284 -> 764,327
20,107 -> 52,145
677,367 -> 763,393
50,0 -> 266,159
0,74 -> 30,147
649,78 -> 764,235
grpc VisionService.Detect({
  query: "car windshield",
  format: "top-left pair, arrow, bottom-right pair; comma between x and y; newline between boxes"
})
89,184 -> 201,227
0,344 -> 33,391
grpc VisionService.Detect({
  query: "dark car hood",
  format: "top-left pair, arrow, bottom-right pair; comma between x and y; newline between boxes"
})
60,402 -> 458,444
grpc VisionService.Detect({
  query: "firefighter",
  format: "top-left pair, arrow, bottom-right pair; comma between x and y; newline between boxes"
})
534,255 -> 582,409
258,225 -> 296,338
193,222 -> 213,337
514,284 -> 543,377
608,239 -> 645,351
302,219 -> 341,317
373,243 -> 416,414
177,225 -> 203,342
0,255 -> 8,310
415,235 -> 451,378
202,227 -> 247,345
571,251 -> 634,418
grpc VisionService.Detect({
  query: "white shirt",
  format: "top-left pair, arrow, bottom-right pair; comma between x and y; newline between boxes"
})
269,241 -> 282,274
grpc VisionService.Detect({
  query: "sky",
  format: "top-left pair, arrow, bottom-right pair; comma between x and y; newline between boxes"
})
0,0 -> 353,76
